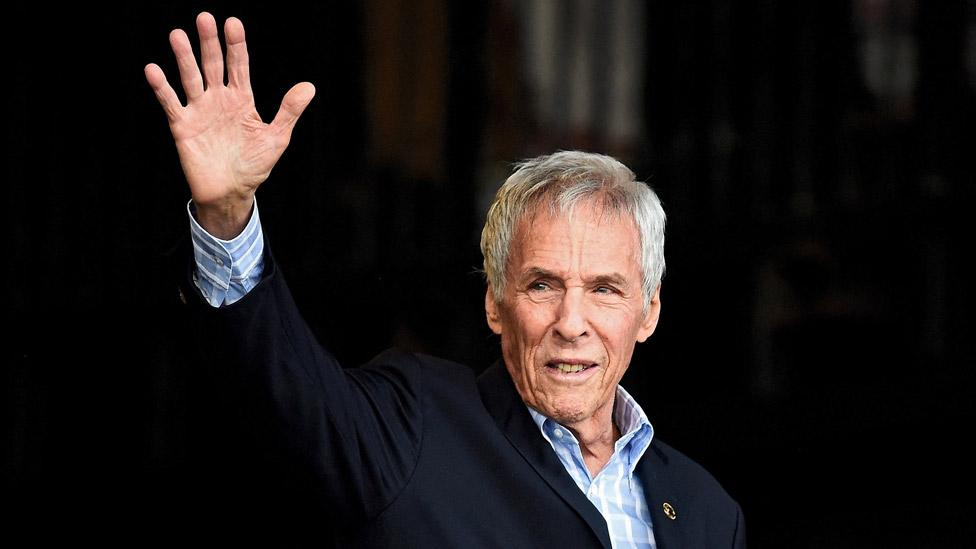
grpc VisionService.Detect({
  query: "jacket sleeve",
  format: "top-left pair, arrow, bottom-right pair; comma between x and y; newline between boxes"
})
733,501 -> 747,548
175,229 -> 423,524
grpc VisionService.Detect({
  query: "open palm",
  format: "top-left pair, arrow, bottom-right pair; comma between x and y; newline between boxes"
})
145,12 -> 314,235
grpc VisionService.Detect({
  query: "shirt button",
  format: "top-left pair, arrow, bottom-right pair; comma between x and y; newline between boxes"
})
553,429 -> 563,438
215,257 -> 224,266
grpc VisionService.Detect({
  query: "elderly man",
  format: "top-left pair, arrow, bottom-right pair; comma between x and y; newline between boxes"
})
146,12 -> 745,548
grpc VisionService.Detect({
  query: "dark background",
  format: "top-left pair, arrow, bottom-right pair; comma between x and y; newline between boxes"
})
4,1 -> 974,546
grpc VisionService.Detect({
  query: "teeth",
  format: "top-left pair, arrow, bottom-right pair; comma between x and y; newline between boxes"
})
555,363 -> 586,373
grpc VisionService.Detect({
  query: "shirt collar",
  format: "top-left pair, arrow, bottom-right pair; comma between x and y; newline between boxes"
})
525,383 -> 655,473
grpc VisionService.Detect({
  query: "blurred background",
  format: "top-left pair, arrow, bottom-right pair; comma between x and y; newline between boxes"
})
3,1 -> 974,546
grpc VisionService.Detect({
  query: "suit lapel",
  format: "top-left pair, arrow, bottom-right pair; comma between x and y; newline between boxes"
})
477,362 -> 612,549
636,442 -> 685,549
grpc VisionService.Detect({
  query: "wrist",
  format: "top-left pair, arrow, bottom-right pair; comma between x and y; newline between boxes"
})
193,195 -> 255,240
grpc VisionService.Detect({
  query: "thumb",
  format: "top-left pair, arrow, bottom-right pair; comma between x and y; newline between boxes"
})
270,82 -> 316,134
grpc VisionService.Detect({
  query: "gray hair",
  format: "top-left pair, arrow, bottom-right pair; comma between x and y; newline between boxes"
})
480,150 -> 666,312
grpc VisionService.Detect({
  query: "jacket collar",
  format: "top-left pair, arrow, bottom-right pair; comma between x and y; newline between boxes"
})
477,360 -> 689,549
477,361 -> 612,549
634,440 -> 684,549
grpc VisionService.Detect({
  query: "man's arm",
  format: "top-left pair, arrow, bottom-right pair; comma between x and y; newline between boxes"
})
149,12 -> 423,524
734,501 -> 747,548
182,240 -> 424,524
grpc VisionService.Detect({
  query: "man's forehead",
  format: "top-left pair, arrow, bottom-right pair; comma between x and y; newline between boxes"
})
513,200 -> 634,244
508,206 -> 641,276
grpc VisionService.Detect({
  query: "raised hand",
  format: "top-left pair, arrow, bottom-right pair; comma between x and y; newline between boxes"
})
144,12 -> 315,238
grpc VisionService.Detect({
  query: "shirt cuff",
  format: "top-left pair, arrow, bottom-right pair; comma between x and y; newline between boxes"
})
187,197 -> 265,307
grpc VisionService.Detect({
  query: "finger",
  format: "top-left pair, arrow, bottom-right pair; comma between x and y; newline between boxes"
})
270,82 -> 316,135
144,63 -> 184,121
196,12 -> 225,91
224,17 -> 252,94
169,28 -> 204,101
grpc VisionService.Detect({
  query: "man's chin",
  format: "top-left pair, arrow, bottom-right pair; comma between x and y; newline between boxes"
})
536,398 -> 591,426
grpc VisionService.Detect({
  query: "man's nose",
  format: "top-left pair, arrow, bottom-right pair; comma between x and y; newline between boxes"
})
553,289 -> 588,343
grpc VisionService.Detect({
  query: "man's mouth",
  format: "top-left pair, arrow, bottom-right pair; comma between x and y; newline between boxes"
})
546,361 -> 597,374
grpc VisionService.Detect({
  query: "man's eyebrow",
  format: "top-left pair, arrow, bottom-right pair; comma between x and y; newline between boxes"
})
518,268 -> 630,287
590,273 -> 630,287
519,267 -> 558,281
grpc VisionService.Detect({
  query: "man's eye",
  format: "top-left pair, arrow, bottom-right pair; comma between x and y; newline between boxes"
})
530,282 -> 550,291
595,286 -> 615,294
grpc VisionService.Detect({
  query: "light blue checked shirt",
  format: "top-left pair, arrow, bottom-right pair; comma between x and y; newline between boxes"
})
186,198 -> 265,307
527,388 -> 657,549
188,198 -> 657,547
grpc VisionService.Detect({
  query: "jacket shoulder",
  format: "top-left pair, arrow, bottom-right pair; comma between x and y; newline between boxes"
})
642,438 -> 746,546
648,438 -> 739,505
355,348 -> 480,399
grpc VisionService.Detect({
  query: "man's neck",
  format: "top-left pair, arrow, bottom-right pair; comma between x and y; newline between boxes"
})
564,404 -> 620,478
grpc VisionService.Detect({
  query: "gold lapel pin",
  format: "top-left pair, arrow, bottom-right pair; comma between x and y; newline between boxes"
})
663,502 -> 677,520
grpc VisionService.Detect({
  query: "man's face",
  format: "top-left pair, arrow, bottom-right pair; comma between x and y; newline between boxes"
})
485,201 -> 661,428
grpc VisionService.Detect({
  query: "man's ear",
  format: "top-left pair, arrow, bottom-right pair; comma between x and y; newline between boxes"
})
485,286 -> 503,335
636,285 -> 662,343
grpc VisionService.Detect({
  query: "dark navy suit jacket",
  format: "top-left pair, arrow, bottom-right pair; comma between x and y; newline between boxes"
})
176,234 -> 746,548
